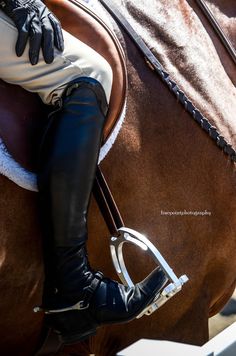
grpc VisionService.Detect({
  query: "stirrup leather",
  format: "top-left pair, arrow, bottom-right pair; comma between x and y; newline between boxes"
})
110,227 -> 189,318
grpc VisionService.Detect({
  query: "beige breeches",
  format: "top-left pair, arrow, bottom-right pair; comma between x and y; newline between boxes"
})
0,10 -> 113,105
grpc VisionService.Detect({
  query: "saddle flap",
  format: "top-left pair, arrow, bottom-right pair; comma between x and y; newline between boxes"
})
0,80 -> 49,172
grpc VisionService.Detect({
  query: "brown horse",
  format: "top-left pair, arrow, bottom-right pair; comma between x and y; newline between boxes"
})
0,0 -> 235,355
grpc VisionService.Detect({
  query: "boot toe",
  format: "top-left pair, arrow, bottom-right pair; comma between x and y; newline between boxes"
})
91,267 -> 167,323
45,267 -> 167,344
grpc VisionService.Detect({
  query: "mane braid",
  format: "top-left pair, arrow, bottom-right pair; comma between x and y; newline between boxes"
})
159,68 -> 236,162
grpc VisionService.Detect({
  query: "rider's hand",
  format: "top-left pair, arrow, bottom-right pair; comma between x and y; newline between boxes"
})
0,0 -> 64,65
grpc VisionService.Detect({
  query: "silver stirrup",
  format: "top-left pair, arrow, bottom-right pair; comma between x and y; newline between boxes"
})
110,227 -> 189,318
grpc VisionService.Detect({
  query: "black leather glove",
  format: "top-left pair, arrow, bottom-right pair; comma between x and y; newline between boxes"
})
0,0 -> 64,65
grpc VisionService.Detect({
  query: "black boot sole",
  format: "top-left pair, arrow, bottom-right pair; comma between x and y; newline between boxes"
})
62,327 -> 97,345
46,310 -> 98,345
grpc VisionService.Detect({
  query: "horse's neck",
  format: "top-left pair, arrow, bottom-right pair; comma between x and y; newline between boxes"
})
115,0 -> 236,152
204,0 -> 236,49
206,0 -> 236,16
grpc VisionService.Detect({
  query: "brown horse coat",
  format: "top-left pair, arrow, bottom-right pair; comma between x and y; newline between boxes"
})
0,0 -> 235,355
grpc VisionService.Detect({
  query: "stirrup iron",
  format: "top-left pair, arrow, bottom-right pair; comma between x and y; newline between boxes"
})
110,227 -> 189,318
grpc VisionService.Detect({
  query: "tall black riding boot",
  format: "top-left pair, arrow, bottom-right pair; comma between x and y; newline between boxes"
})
37,77 -> 168,344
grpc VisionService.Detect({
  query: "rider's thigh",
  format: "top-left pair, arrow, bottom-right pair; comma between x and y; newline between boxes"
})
0,10 -> 113,105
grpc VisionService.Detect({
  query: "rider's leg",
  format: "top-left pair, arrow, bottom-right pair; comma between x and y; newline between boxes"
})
0,10 -> 112,104
37,75 -> 167,344
0,9 -> 167,343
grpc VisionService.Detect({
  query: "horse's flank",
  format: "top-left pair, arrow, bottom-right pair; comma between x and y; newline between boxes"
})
0,0 -> 235,355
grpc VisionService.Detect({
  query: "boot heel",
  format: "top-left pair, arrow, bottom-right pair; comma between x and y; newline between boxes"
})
62,328 -> 97,345
45,309 -> 98,345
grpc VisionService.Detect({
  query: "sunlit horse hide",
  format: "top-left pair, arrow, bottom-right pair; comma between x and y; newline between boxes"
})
0,0 -> 127,191
0,1 -> 235,355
